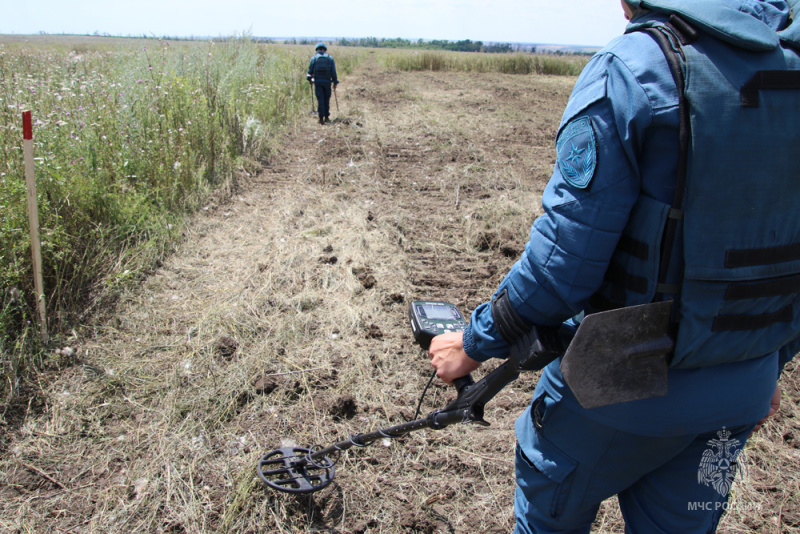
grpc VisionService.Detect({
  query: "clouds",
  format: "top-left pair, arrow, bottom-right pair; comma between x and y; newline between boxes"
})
3,0 -> 628,47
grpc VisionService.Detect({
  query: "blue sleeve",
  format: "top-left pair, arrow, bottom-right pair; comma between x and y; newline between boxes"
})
331,58 -> 339,84
307,57 -> 315,78
464,49 -> 655,362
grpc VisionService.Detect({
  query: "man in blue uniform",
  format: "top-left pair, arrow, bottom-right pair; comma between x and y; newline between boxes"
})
429,1 -> 800,532
307,42 -> 339,124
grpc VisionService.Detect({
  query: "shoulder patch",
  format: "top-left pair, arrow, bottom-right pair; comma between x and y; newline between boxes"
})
556,116 -> 597,189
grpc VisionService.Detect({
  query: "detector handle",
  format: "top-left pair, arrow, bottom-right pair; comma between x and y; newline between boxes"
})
452,374 -> 474,394
434,357 -> 521,427
415,331 -> 436,351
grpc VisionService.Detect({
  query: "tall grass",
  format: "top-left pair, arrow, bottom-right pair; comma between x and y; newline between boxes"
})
380,50 -> 588,76
0,36 -> 359,399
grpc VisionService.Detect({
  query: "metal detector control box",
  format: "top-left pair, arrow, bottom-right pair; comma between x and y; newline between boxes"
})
409,300 -> 468,350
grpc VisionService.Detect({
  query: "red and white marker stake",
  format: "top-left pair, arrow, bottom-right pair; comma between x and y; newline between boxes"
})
22,110 -> 48,342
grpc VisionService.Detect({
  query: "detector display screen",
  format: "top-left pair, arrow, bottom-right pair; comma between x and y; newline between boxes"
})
409,301 -> 469,350
420,304 -> 457,320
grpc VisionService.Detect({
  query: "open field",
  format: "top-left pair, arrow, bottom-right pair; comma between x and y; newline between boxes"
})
0,36 -> 362,387
1,46 -> 799,533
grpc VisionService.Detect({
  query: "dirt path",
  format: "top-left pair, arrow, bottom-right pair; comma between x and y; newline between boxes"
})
2,57 -> 798,534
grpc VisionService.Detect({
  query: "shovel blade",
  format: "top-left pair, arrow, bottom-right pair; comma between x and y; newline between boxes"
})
561,301 -> 674,409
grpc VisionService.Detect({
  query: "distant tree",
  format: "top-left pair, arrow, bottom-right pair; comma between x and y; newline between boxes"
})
483,43 -> 513,53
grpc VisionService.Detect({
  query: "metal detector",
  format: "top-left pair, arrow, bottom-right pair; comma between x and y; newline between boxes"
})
256,302 -> 563,494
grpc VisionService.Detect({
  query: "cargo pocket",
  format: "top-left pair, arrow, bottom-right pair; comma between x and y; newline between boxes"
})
516,392 -> 579,518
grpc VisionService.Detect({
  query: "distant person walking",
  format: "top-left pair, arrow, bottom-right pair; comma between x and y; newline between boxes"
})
307,42 -> 339,124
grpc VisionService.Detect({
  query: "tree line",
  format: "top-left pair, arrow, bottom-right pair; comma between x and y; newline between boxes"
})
335,37 -> 513,53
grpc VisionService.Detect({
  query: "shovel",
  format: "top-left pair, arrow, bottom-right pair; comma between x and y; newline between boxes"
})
560,300 -> 674,409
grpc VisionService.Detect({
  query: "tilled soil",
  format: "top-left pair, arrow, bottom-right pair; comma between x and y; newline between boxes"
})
2,57 -> 798,534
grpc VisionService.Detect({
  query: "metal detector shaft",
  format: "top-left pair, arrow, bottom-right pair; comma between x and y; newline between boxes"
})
303,416 -> 436,465
300,387 -> 481,467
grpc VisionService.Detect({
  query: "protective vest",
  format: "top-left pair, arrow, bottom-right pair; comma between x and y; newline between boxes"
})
591,8 -> 800,369
312,54 -> 333,81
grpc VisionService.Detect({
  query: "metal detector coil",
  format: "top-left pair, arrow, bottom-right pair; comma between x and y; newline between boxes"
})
257,446 -> 336,494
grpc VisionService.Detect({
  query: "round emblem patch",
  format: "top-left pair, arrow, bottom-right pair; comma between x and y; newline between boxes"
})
556,116 -> 597,189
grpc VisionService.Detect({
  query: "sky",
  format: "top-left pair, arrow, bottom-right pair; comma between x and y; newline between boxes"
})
3,0 -> 630,48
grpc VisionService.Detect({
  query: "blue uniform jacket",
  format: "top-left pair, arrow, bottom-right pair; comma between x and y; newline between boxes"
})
463,0 -> 799,436
307,52 -> 338,84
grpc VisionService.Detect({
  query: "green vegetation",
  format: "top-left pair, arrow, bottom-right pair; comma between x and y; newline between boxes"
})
0,36 -> 360,398
380,50 -> 588,75
340,36 -> 493,52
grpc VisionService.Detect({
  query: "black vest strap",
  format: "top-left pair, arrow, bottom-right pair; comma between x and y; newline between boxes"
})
725,241 -> 800,268
643,17 -> 694,301
725,274 -> 800,300
712,305 -> 793,331
741,70 -> 800,107
617,234 -> 650,261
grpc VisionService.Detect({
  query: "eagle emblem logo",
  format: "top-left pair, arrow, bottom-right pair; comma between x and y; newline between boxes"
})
697,427 -> 744,497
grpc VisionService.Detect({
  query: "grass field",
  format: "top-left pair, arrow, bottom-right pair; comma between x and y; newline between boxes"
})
380,49 -> 588,75
0,35 -> 361,394
1,36 -> 798,534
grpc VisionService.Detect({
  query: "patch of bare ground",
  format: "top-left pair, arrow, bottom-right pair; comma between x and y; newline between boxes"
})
2,56 -> 798,534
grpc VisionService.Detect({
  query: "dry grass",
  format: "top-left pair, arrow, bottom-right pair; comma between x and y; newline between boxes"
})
1,53 -> 798,534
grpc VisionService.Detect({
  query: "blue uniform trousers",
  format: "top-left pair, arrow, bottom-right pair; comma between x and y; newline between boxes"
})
315,81 -> 332,120
514,390 -> 757,533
